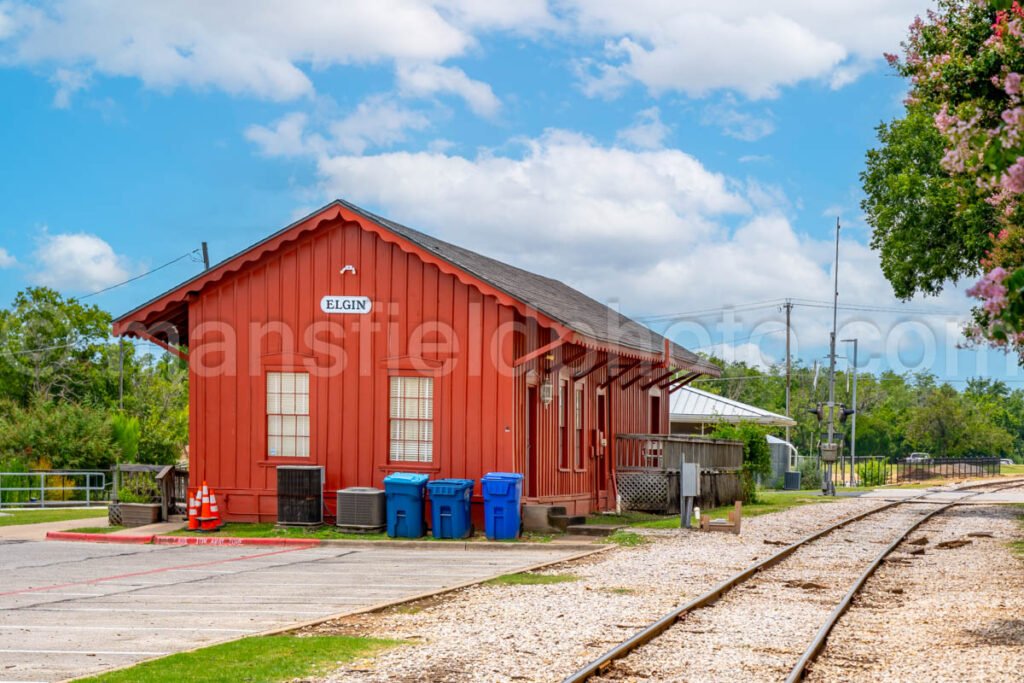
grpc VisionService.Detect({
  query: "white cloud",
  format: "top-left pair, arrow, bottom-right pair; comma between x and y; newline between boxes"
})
329,97 -> 432,155
616,107 -> 669,150
0,0 -> 475,101
0,1 -> 924,109
704,341 -> 776,369
738,154 -> 771,164
396,63 -> 500,117
566,1 -> 926,99
49,67 -> 90,108
246,97 -> 432,158
432,0 -> 554,32
0,247 -> 16,268
0,4 -> 16,40
245,112 -> 323,158
31,232 -> 130,292
702,97 -> 775,141
316,129 -> 748,278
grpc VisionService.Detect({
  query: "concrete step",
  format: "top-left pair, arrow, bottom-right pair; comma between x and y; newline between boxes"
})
548,514 -> 587,532
522,504 -> 568,533
565,524 -> 624,537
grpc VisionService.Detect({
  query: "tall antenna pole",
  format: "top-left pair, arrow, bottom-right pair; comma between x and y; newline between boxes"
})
784,300 -> 793,447
824,218 -> 841,495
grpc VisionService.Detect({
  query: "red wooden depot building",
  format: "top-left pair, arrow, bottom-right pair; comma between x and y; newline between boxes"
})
113,200 -> 719,521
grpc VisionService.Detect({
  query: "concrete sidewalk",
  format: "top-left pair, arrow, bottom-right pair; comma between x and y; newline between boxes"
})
0,539 -> 595,682
109,520 -> 185,536
0,515 -> 108,541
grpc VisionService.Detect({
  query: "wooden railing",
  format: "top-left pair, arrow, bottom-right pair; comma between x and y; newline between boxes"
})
616,434 -> 743,472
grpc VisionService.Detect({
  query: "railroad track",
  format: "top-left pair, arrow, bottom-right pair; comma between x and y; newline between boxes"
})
562,477 -> 1024,683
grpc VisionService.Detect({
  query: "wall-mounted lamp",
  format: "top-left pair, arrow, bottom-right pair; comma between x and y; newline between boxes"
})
540,379 -> 554,407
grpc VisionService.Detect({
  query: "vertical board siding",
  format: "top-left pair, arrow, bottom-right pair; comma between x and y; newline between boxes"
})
187,215 -> 676,520
190,218 -> 516,521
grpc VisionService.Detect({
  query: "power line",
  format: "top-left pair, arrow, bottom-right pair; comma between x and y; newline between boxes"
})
636,298 -> 788,322
79,249 -> 201,300
692,326 -> 786,350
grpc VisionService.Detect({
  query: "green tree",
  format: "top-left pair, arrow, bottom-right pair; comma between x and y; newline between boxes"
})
862,105 -> 995,299
0,287 -> 113,404
905,384 -> 1013,457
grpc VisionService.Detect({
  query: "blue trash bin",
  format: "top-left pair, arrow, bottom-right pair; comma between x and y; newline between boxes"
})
383,472 -> 429,538
481,472 -> 524,540
426,479 -> 474,539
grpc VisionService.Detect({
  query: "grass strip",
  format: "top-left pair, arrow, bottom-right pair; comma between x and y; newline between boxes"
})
0,508 -> 108,527
74,635 -> 399,683
485,572 -> 579,586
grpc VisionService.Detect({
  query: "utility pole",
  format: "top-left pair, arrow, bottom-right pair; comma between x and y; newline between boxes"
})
201,242 -> 210,270
784,300 -> 793,446
823,218 -> 841,496
118,338 -> 124,411
842,338 -> 858,487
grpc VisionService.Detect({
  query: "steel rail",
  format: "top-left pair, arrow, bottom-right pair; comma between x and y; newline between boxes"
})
561,477 -> 1024,683
785,478 -> 1024,682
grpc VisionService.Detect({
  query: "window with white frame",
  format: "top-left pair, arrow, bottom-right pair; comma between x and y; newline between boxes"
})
266,372 -> 310,457
390,376 -> 434,462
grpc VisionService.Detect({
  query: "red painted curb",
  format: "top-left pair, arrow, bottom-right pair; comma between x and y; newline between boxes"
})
152,535 -> 322,547
46,531 -> 155,544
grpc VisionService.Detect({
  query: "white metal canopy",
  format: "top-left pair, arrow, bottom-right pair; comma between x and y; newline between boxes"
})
669,386 -> 796,427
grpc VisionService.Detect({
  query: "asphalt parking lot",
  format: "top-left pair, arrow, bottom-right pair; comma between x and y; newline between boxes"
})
0,539 -> 583,682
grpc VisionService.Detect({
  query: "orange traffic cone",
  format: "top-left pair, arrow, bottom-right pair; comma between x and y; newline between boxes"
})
206,488 -> 224,531
197,481 -> 218,533
187,492 -> 199,531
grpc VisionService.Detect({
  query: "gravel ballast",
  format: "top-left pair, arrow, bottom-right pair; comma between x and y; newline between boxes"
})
806,504 -> 1024,683
311,496 -> 880,682
310,491 -> 1022,682
589,503 -> 949,683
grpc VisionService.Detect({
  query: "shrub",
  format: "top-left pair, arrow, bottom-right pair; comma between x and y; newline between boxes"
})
856,460 -> 888,487
117,474 -> 160,504
708,422 -> 772,504
799,458 -> 823,490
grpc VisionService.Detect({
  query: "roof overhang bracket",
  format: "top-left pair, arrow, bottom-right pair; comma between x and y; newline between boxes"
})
598,360 -> 641,389
573,357 -> 610,382
664,372 -> 700,393
642,369 -> 677,391
513,333 -> 572,368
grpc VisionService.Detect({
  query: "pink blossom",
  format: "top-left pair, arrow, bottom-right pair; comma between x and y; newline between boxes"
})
1001,157 -> 1024,193
1007,72 -> 1022,95
934,105 -> 957,133
967,267 -> 1010,316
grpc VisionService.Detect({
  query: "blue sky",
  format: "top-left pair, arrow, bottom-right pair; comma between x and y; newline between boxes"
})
0,0 -> 1015,385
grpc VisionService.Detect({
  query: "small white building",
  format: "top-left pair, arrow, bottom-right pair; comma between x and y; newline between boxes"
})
669,386 -> 796,434
669,386 -> 799,485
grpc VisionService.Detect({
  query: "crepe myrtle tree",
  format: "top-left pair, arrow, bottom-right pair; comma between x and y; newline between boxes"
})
870,0 -> 1024,351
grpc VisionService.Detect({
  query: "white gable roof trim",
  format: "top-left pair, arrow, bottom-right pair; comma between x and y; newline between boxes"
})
670,386 -> 796,427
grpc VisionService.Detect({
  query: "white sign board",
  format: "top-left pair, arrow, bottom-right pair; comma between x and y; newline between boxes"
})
320,295 -> 372,314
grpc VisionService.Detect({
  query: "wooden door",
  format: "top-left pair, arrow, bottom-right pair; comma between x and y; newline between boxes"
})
526,386 -> 538,498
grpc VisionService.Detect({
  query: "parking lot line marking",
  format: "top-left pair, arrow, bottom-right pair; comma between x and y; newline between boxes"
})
0,625 -> 254,633
22,606 -> 329,615
0,546 -> 312,598
0,649 -> 168,656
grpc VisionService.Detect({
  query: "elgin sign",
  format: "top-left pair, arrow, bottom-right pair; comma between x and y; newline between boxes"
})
320,296 -> 373,314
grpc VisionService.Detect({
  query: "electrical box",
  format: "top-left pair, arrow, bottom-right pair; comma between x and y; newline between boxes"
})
680,462 -> 700,497
820,443 -> 839,463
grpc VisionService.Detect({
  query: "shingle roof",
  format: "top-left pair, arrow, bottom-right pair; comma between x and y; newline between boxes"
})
335,200 -> 718,375
114,199 -> 718,376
